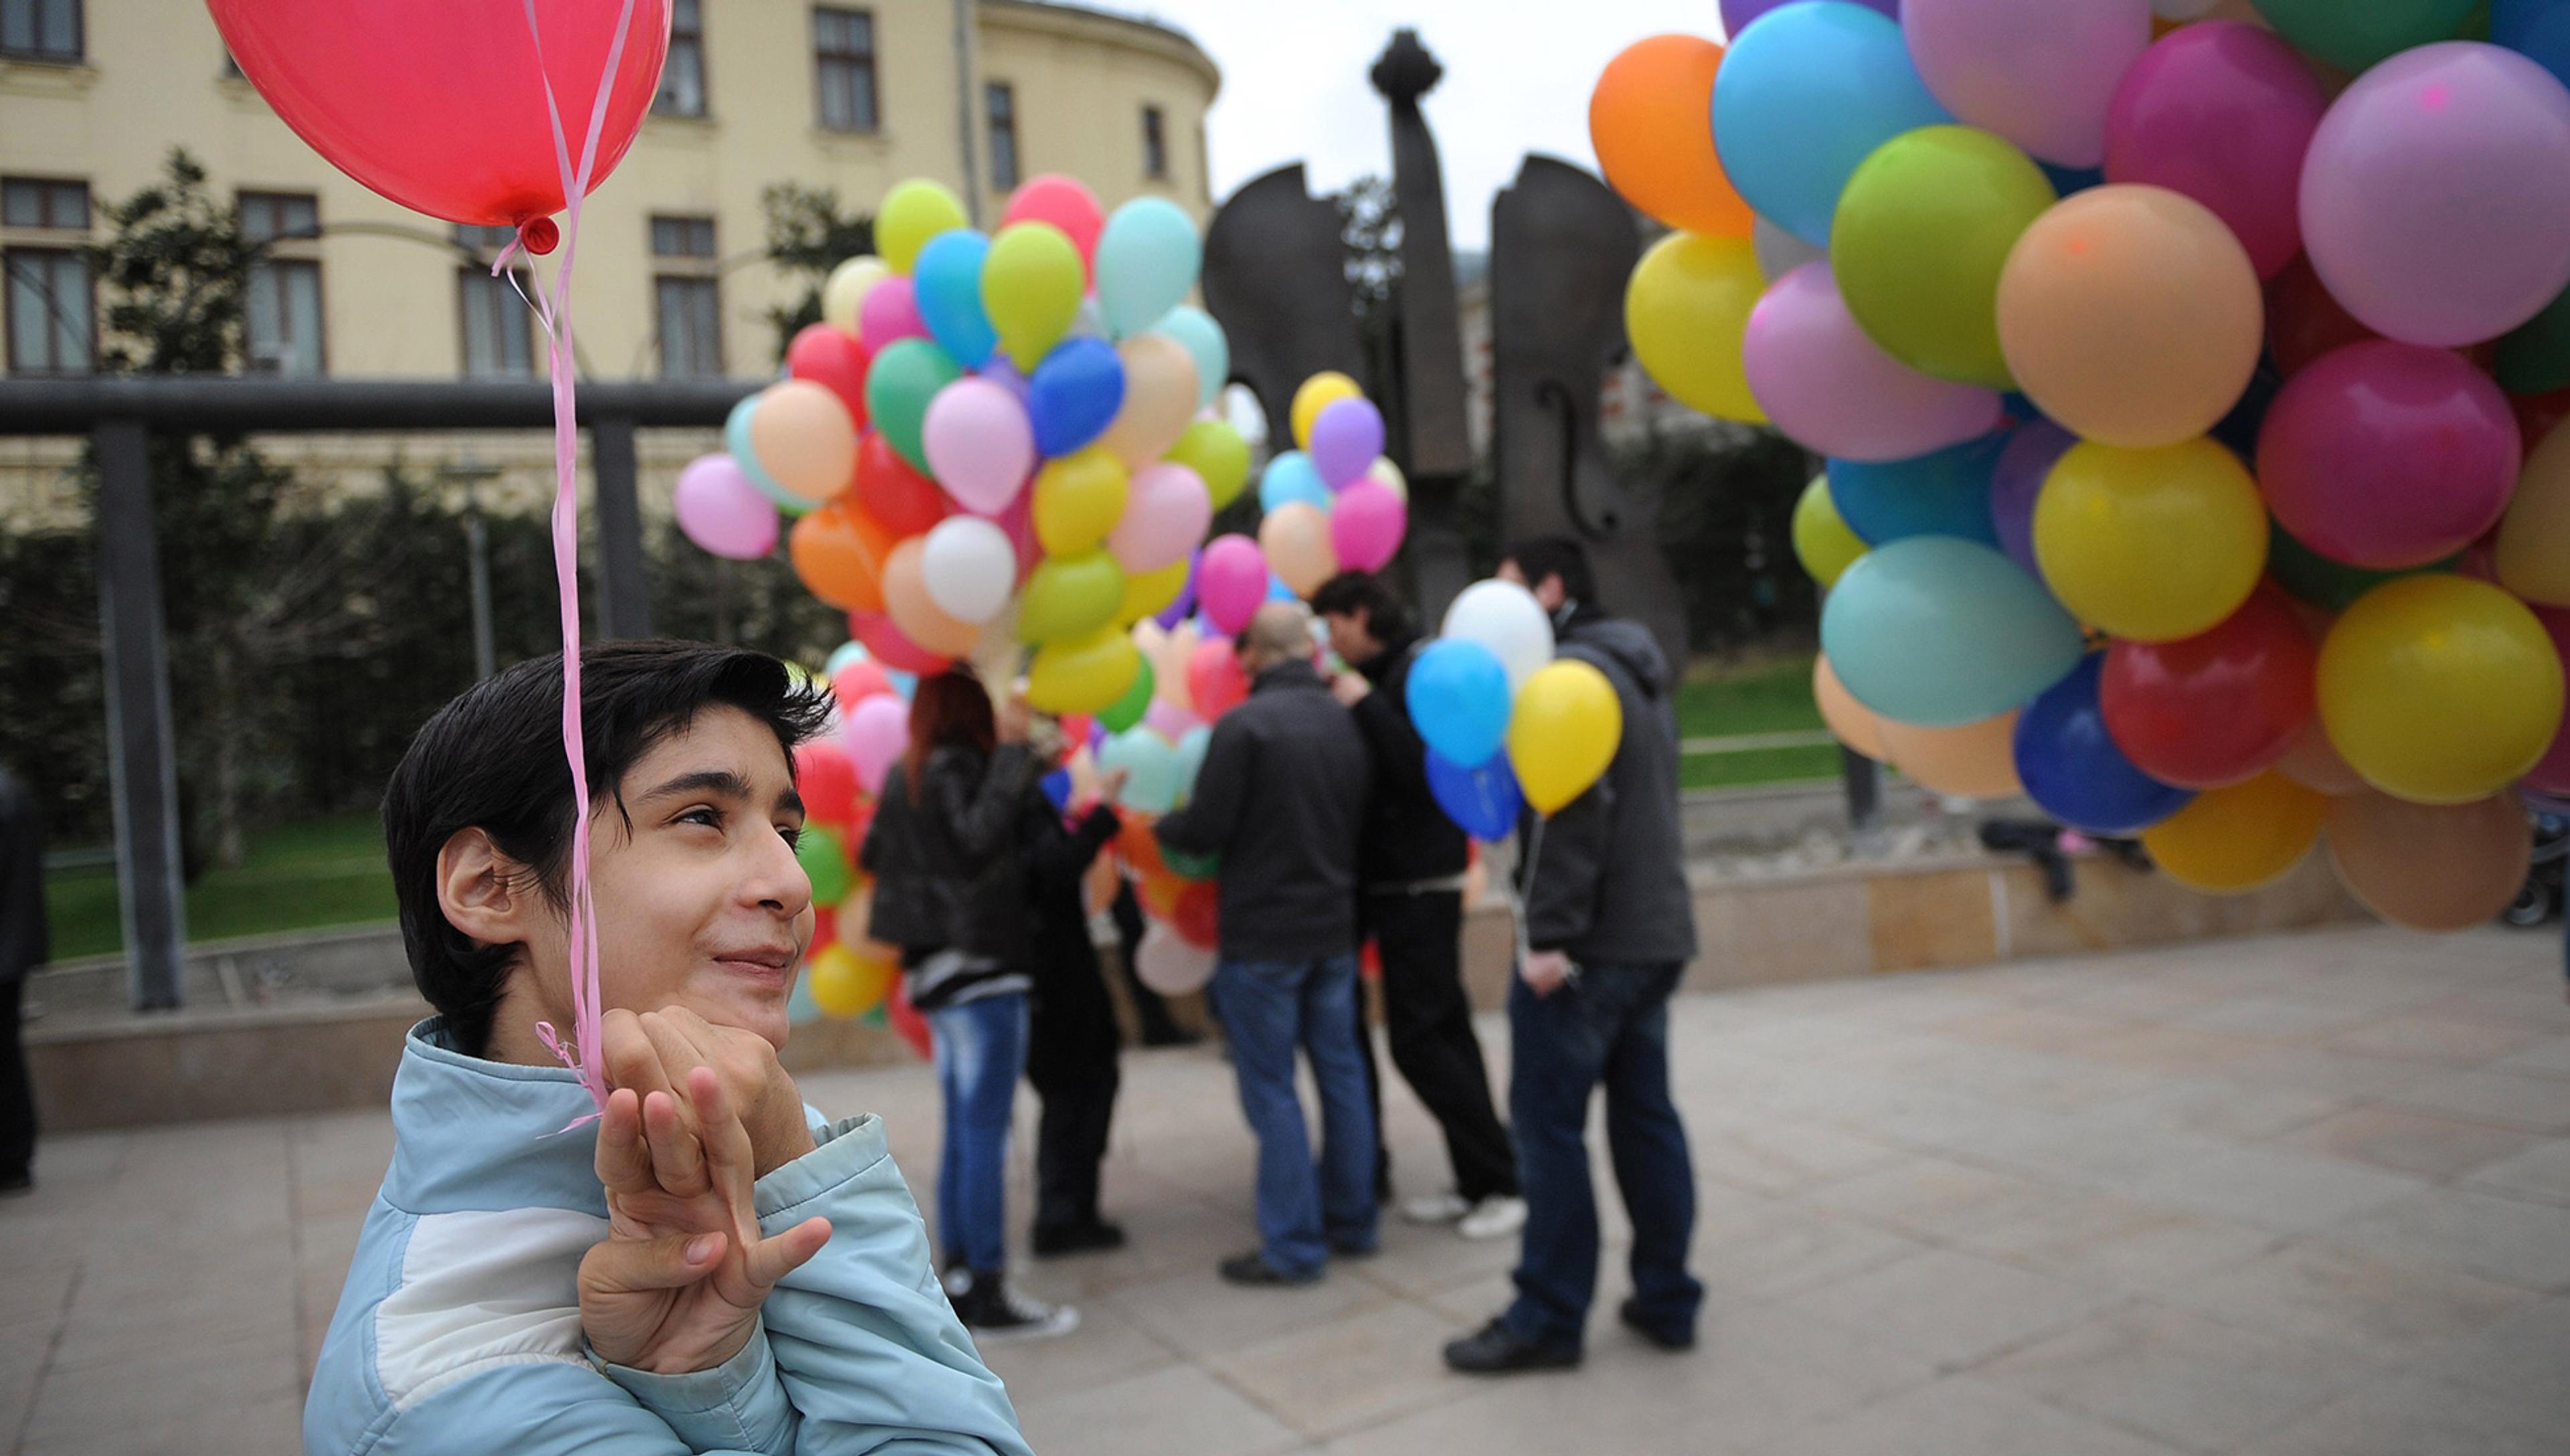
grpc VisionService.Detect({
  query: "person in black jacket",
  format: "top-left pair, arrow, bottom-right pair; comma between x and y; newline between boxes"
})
0,763 -> 44,1196
1444,537 -> 1704,1375
1312,571 -> 1523,1241
1021,750 -> 1130,1258
860,671 -> 1074,1340
1156,602 -> 1378,1286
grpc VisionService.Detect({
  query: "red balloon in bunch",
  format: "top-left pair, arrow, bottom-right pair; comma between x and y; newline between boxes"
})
2101,583 -> 2317,789
2256,341 -> 2521,570
830,657 -> 895,713
207,0 -> 669,230
854,432 -> 952,537
1002,175 -> 1107,278
886,976 -> 932,1059
786,325 -> 871,428
1187,638 -> 1249,719
849,610 -> 954,673
794,738 -> 860,823
1171,881 -> 1220,949
810,905 -> 839,954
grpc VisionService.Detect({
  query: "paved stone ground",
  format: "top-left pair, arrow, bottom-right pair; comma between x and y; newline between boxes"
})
6,923 -> 2570,1456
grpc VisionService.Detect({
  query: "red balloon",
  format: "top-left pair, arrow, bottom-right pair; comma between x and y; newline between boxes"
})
2101,583 -> 2317,790
830,657 -> 895,713
810,905 -> 839,954
1187,638 -> 1248,719
1171,881 -> 1220,949
854,432 -> 952,537
2255,341 -> 2520,570
208,0 -> 668,230
794,739 -> 860,823
786,325 -> 871,430
1001,175 -> 1106,278
848,610 -> 953,674
886,975 -> 932,1059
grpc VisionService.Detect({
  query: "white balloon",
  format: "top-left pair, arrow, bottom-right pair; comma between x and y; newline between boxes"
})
1441,579 -> 1556,692
1132,921 -> 1215,996
919,516 -> 1017,625
1753,216 -> 1826,284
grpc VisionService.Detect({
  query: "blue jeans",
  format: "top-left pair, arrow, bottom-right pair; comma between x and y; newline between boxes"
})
1213,954 -> 1378,1277
930,992 -> 1029,1274
1505,961 -> 1703,1350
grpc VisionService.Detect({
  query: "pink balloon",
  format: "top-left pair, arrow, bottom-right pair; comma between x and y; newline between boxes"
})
673,454 -> 780,560
1329,478 -> 1408,572
921,378 -> 1036,516
1187,637 -> 1249,718
1308,397 -> 1387,490
2302,42 -> 2570,347
843,693 -> 911,797
1903,0 -> 2153,168
859,275 -> 928,353
2105,22 -> 2328,281
1108,463 -> 1213,575
2256,341 -> 2521,569
1003,175 -> 1106,277
1196,533 -> 1268,635
1743,262 -> 2005,461
1142,699 -> 1201,741
2526,607 -> 2570,796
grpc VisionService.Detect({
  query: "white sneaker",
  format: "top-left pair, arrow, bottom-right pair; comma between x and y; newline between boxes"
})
1401,1192 -> 1472,1225
1458,1195 -> 1529,1241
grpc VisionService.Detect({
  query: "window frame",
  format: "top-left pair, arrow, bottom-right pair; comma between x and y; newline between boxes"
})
1,176 -> 90,232
985,81 -> 1020,193
0,0 -> 84,65
454,225 -> 535,379
653,274 -> 724,379
812,6 -> 879,135
654,0 -> 709,118
1142,104 -> 1169,181
3,246 -> 94,374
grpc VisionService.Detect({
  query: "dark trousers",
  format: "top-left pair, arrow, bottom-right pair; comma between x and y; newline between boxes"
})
1110,880 -> 1187,1046
1358,889 -> 1518,1202
1028,972 -> 1121,1234
0,977 -> 29,1179
1504,961 -> 1703,1350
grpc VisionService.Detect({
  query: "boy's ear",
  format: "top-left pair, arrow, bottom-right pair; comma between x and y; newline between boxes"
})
436,827 -> 539,947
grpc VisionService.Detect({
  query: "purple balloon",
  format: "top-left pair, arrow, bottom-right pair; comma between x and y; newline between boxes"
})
673,454 -> 780,561
1725,0 -> 1895,37
1154,549 -> 1201,630
1744,261 -> 2003,461
1307,396 -> 1387,490
2105,21 -> 2328,281
1988,420 -> 2075,578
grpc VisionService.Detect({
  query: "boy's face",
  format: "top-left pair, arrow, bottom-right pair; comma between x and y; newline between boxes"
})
515,705 -> 817,1049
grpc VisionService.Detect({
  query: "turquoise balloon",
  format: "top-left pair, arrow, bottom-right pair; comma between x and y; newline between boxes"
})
864,339 -> 963,476
1173,725 -> 1211,808
1094,197 -> 1202,337
1711,1 -> 1950,247
1820,536 -> 2083,727
1258,450 -> 1331,515
724,395 -> 810,517
1098,727 -> 1183,814
912,230 -> 997,367
1151,305 -> 1230,409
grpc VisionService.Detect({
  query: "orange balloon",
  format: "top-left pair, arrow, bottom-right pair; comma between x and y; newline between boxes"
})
2326,792 -> 2532,932
748,379 -> 859,503
1590,35 -> 1752,239
1812,655 -> 1888,761
1878,709 -> 2022,798
1099,334 -> 1200,470
1117,814 -> 1169,879
1258,502 -> 1338,599
879,537 -> 980,658
1135,867 -> 1185,921
2273,717 -> 2365,796
789,504 -> 902,614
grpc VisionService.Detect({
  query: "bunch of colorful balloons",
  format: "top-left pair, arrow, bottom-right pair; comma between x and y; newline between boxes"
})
1596,0 -> 2570,931
778,646 -> 914,1035
673,173 -> 1256,717
1405,579 -> 1627,839
1249,373 -> 1414,599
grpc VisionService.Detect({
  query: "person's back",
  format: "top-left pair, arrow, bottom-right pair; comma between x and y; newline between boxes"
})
0,763 -> 45,1194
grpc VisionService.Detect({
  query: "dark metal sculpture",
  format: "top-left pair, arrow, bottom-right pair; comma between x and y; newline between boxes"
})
1199,165 -> 1365,457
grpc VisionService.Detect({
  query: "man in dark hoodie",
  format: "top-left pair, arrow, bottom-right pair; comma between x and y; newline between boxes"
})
1312,570 -> 1523,1243
1444,537 -> 1703,1375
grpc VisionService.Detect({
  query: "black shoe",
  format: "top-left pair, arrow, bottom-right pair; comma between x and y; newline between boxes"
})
0,1170 -> 28,1198
1329,1240 -> 1380,1260
1444,1317 -> 1582,1374
1031,1220 -> 1127,1257
952,1271 -> 1080,1342
1219,1251 -> 1322,1287
1619,1297 -> 1696,1352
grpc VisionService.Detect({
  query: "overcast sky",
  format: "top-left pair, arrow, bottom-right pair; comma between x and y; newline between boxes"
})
1117,1 -> 1725,249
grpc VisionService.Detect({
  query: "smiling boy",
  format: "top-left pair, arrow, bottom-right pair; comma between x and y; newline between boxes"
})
303,642 -> 1031,1455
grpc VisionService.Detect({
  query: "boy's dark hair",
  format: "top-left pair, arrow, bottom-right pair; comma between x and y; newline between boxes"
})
1501,535 -> 1598,606
382,640 -> 836,1055
1309,570 -> 1414,644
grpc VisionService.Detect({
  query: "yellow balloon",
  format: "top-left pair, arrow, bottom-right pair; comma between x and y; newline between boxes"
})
1165,419 -> 1252,509
1292,372 -> 1363,450
1509,660 -> 1624,815
1626,231 -> 1766,424
1118,558 -> 1191,624
2033,437 -> 2266,642
1792,476 -> 1866,589
2316,575 -> 2565,806
2140,771 -> 2326,893
821,256 -> 887,339
1879,710 -> 2022,798
1028,625 -> 1144,713
1032,446 -> 1128,557
982,221 -> 1085,371
1258,501 -> 1339,598
1017,550 -> 1126,644
806,942 -> 895,1018
2496,416 -> 2570,608
1812,655 -> 1887,761
877,179 -> 968,275
1100,334 -> 1201,470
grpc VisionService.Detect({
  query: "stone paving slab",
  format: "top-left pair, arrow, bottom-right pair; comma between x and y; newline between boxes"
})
3,924 -> 2567,1455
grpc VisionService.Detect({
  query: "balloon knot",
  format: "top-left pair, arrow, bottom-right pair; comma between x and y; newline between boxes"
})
519,216 -> 562,256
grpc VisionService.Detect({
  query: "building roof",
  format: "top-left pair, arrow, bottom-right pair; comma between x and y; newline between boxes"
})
979,0 -> 1222,94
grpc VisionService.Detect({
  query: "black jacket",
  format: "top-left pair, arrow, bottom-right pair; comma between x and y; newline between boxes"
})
1156,658 -> 1372,962
0,767 -> 44,985
1024,798 -> 1122,1087
1349,632 -> 1470,887
860,743 -> 1041,966
1519,607 -> 1698,967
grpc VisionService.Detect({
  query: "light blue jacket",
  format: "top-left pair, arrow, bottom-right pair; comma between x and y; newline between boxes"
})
304,1020 -> 1033,1455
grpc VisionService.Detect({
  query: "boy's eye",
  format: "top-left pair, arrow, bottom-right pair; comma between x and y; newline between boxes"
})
677,807 -> 722,830
779,824 -> 804,850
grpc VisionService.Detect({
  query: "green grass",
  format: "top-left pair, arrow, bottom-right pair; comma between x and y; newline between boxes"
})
1674,654 -> 1841,790
1679,742 -> 1843,790
44,811 -> 396,961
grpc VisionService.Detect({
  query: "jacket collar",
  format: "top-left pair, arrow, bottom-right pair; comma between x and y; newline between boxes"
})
379,1018 -> 608,1218
1251,657 -> 1328,695
1355,628 -> 1419,686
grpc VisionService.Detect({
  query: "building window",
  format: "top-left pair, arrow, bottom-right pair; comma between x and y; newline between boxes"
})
651,213 -> 721,377
0,0 -> 82,64
456,225 -> 534,378
4,251 -> 90,373
2,177 -> 89,231
655,0 -> 706,117
1142,105 -> 1168,181
986,83 -> 1020,193
813,7 -> 877,134
240,190 -> 325,375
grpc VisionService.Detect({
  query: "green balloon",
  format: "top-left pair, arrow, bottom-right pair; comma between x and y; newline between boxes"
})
1164,844 -> 1220,881
863,339 -> 962,476
1832,124 -> 2055,391
796,823 -> 853,907
2499,284 -> 2570,396
1016,550 -> 1126,644
2267,519 -> 2458,613
1166,420 -> 1252,510
2251,0 -> 2478,74
1098,656 -> 1155,733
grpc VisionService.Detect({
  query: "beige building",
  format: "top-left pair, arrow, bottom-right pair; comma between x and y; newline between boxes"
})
0,0 -> 1218,523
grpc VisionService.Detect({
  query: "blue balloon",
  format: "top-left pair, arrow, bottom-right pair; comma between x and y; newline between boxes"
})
912,230 -> 997,366
2012,654 -> 2194,836
2496,0 -> 2570,90
725,394 -> 808,516
1027,336 -> 1126,458
1266,573 -> 1297,603
1406,638 -> 1514,768
887,669 -> 918,702
1826,434 -> 2006,549
1151,305 -> 1230,409
1259,451 -> 1332,515
1427,750 -> 1523,842
1822,536 -> 2083,727
1039,767 -> 1074,814
1712,2 -> 1950,246
1095,197 -> 1203,337
2037,161 -> 2105,197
